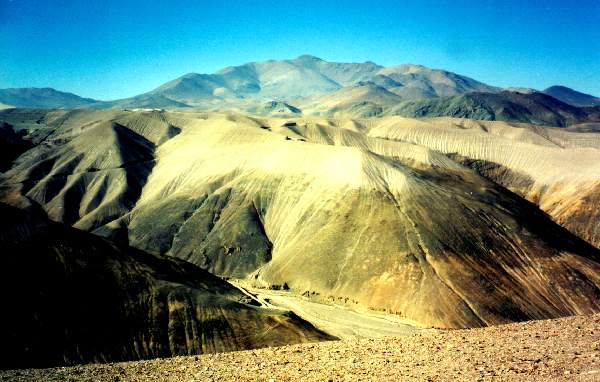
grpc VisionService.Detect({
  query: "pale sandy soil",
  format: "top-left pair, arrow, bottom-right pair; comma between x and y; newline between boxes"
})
3,314 -> 599,381
230,282 -> 431,339
250,288 -> 431,339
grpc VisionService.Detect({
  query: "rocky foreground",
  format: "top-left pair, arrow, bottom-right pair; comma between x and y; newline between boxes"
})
3,314 -> 599,381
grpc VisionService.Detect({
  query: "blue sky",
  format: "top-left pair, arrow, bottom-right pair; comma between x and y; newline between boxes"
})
1,0 -> 599,100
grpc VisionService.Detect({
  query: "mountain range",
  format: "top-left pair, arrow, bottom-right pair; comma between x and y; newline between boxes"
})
2,56 -> 599,127
2,56 -> 600,370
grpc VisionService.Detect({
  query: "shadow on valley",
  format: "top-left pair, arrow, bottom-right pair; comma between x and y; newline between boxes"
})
0,203 -> 333,369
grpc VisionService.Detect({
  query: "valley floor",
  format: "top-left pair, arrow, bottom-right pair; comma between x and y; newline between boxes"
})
3,313 -> 599,381
234,283 -> 432,339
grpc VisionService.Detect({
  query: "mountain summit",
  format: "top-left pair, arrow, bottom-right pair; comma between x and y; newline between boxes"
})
2,57 -> 599,127
139,57 -> 495,106
542,85 -> 600,107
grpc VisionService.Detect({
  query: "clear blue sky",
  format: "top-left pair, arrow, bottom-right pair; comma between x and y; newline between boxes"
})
1,0 -> 599,100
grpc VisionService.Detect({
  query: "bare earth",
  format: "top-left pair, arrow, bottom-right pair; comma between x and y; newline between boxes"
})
3,314 -> 599,381
235,284 -> 431,339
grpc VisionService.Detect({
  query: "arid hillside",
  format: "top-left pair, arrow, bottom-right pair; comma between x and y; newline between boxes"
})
367,116 -> 600,248
2,109 -> 600,331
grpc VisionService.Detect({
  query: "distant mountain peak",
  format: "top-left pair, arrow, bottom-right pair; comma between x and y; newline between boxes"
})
543,85 -> 600,107
386,63 -> 429,73
546,85 -> 573,91
16,56 -> 600,114
0,87 -> 98,109
295,54 -> 324,61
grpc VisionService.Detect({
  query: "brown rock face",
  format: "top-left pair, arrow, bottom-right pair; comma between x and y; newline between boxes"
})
0,203 -> 332,369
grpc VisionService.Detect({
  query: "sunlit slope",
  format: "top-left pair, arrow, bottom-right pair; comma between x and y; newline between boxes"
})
108,112 -> 600,328
366,116 -> 600,248
0,203 -> 331,369
2,110 -> 600,329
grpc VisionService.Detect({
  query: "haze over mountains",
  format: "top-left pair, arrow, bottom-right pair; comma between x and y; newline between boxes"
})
2,55 -> 599,126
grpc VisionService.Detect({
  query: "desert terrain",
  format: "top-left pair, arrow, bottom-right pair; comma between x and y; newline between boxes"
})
2,109 -> 600,333
2,313 -> 599,381
1,55 -> 600,379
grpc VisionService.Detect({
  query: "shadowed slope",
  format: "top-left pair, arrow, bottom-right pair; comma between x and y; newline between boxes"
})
0,203 -> 332,369
0,122 -> 30,171
4,121 -> 154,230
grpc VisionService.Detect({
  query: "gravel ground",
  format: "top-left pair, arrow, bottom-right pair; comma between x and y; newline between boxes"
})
3,314 -> 599,381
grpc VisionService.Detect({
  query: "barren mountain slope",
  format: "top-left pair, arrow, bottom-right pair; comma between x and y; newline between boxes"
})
388,91 -> 599,127
0,121 -> 31,171
366,116 -> 600,248
543,85 -> 600,107
292,83 -> 600,126
137,55 -> 382,106
97,56 -> 504,110
298,82 -> 402,117
0,203 -> 331,370
376,64 -> 499,98
296,63 -> 500,117
0,111 -> 158,232
248,100 -> 302,117
3,109 -> 600,329
0,87 -> 98,109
